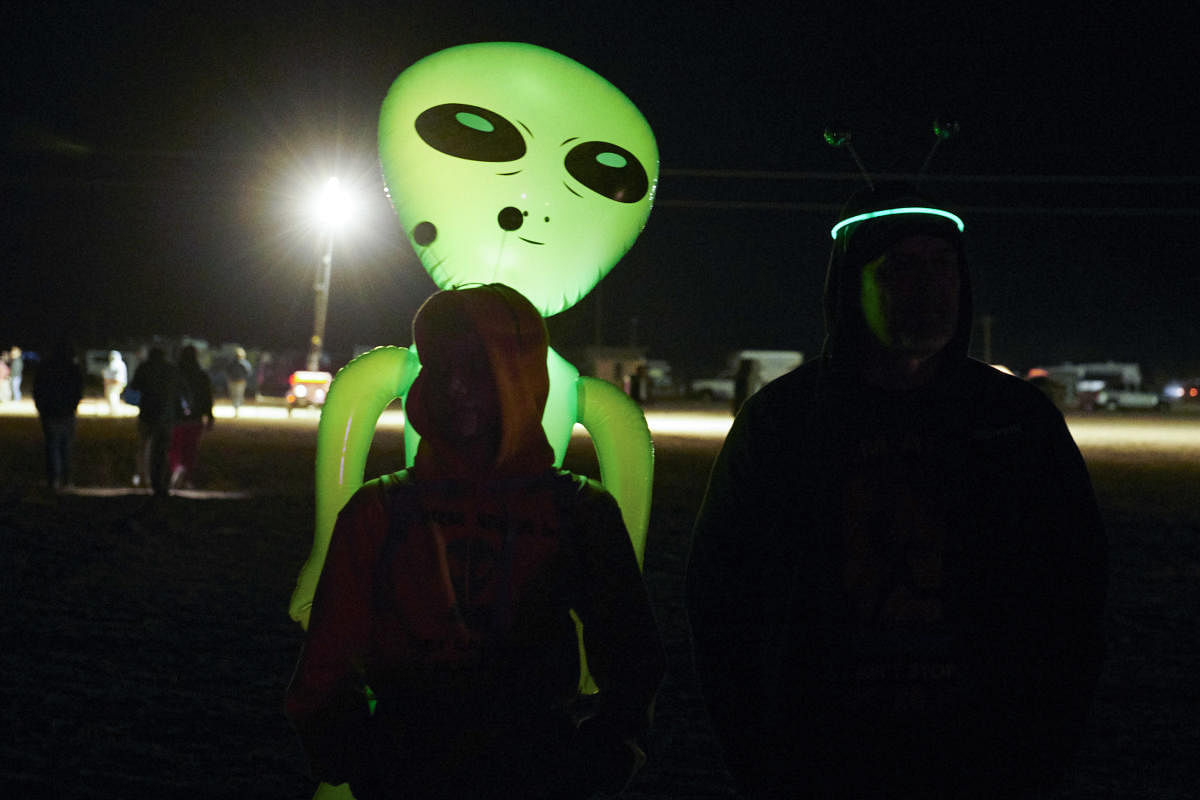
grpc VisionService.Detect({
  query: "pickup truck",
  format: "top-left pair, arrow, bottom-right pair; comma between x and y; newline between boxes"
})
1096,386 -> 1167,411
1077,378 -> 1166,411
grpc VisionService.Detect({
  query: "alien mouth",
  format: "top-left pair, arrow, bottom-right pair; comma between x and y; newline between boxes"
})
518,237 -> 545,245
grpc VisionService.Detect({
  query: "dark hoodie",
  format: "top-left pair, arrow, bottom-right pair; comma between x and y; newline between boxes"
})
687,187 -> 1107,798
822,183 -> 973,372
405,283 -> 556,481
287,284 -> 663,797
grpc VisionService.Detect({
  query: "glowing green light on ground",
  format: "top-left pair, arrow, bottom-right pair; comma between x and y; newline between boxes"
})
830,206 -> 965,240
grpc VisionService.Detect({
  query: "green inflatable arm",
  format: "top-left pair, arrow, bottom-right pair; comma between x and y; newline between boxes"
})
576,375 -> 653,567
289,346 -> 420,628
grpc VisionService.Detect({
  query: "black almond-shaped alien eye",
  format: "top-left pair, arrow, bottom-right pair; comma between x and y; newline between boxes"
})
414,103 -> 526,162
564,141 -> 649,203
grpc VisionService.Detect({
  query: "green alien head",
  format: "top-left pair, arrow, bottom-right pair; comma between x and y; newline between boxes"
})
379,42 -> 658,317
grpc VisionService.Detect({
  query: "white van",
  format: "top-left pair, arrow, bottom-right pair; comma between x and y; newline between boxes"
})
690,349 -> 804,401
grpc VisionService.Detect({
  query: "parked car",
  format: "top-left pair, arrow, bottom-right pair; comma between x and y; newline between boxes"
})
1028,361 -> 1165,411
286,370 -> 332,414
1092,383 -> 1168,411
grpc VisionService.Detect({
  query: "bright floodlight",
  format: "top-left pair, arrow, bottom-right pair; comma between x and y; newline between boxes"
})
310,177 -> 356,230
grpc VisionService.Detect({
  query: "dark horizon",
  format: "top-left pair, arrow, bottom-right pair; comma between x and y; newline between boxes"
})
5,2 -> 1198,379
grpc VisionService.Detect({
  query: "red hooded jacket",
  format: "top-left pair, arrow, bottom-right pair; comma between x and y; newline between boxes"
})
286,285 -> 663,792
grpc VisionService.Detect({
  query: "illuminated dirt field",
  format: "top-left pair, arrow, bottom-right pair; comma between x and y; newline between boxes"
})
1,405 -> 1197,798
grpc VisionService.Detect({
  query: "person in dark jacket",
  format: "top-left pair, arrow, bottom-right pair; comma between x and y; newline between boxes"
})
32,340 -> 84,492
225,346 -> 253,416
286,284 -> 664,800
128,346 -> 183,498
686,184 -> 1108,799
168,344 -> 214,489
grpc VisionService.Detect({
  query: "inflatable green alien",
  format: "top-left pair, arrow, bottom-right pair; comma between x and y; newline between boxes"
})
289,42 -> 658,666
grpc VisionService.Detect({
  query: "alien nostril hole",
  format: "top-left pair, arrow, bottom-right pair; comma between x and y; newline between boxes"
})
412,221 -> 437,246
498,207 -> 523,231
544,217 -> 550,223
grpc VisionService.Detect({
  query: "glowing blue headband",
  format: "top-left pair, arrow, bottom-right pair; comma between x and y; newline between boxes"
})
830,206 -> 965,240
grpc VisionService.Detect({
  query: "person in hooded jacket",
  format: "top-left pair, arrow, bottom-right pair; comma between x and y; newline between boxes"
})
32,339 -> 84,492
128,346 -> 184,497
686,184 -> 1107,799
286,283 -> 664,800
168,344 -> 215,489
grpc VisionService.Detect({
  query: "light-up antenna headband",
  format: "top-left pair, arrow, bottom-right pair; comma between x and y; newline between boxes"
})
824,119 -> 961,189
830,206 -> 965,240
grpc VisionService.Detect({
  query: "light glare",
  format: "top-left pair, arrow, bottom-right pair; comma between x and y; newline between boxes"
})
310,177 -> 358,230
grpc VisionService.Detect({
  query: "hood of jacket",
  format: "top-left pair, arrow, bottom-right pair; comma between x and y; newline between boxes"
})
405,283 -> 555,480
821,182 -> 972,375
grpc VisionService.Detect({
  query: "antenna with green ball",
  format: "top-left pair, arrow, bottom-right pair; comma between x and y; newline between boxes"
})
918,119 -> 960,178
823,126 -> 873,190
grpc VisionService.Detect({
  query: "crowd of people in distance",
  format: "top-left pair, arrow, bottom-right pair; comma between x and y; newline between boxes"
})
11,341 -> 260,497
0,346 -> 25,403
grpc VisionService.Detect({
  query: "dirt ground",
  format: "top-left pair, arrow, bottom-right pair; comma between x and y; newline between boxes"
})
1,411 -> 1197,799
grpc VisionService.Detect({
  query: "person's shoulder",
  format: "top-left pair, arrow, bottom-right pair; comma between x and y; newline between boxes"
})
344,472 -> 409,514
739,358 -> 823,417
552,470 -> 619,514
958,359 -> 1056,405
951,359 -> 1067,430
369,470 -> 417,497
550,469 -> 600,500
764,358 -> 821,391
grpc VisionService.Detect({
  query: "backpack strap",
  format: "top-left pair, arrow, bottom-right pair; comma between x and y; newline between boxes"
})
370,471 -> 415,617
549,471 -> 586,574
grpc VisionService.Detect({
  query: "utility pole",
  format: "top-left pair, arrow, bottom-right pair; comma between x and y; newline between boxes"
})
307,230 -> 333,371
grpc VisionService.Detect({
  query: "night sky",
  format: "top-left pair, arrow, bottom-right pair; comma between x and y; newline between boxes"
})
4,1 -> 1198,381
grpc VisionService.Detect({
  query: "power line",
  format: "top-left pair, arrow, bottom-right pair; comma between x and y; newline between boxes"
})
657,168 -> 1200,216
661,168 -> 1200,186
655,198 -> 1200,216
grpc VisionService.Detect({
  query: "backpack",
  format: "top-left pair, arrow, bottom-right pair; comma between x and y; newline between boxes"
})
309,471 -> 589,797
369,470 -> 586,665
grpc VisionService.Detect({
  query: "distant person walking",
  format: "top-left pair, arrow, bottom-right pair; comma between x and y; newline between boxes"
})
731,357 -> 761,416
253,352 -> 272,401
8,346 -> 24,402
169,344 -> 214,489
630,363 -> 652,405
128,346 -> 183,498
101,350 -> 128,415
225,347 -> 253,416
32,340 -> 84,492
